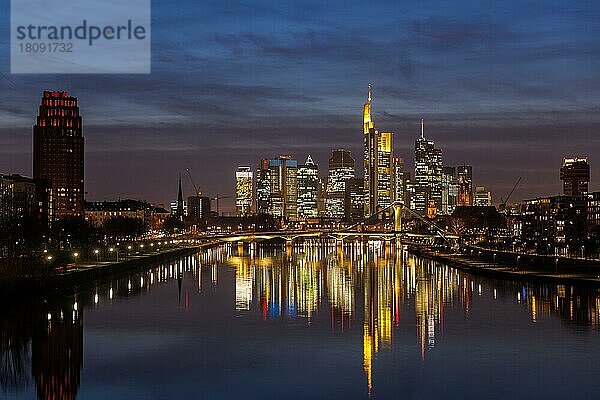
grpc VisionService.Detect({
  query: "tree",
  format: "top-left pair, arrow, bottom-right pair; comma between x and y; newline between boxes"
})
103,217 -> 145,239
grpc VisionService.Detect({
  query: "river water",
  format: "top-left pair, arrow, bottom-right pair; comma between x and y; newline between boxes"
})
2,240 -> 600,399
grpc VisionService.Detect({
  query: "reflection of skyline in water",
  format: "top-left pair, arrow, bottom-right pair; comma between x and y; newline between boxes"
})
2,240 -> 600,399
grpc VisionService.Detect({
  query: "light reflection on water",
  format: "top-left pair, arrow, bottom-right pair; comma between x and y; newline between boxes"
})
2,240 -> 600,399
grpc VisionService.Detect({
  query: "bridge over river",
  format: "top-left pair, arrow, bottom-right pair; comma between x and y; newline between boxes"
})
205,201 -> 459,246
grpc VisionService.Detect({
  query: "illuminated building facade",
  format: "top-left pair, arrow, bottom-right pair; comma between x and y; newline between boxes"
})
170,200 -> 187,217
84,199 -> 153,228
393,157 -> 409,205
297,155 -> 319,219
187,196 -> 211,220
0,176 -> 10,227
377,132 -> 394,211
414,119 -> 443,215
474,186 -> 492,206
235,166 -> 253,216
362,84 -> 395,217
326,149 -> 355,219
317,178 -> 327,217
457,165 -> 473,206
256,159 -> 270,215
33,91 -> 84,218
560,157 -> 589,196
266,156 -> 298,219
363,84 -> 377,217
441,166 -> 458,214
0,174 -> 53,231
521,195 -> 587,255
345,177 -> 364,221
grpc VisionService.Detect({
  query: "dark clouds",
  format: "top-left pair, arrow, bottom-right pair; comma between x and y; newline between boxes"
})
0,0 -> 600,210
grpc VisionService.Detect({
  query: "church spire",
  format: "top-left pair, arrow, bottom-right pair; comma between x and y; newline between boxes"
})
176,173 -> 184,221
178,173 -> 183,203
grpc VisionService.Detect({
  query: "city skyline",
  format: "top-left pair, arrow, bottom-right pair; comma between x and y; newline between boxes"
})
1,0 -> 600,209
0,86 -> 596,213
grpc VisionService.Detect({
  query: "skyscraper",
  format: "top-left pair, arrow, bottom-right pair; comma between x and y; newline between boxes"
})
326,149 -> 355,219
235,166 -> 253,216
256,159 -> 271,215
377,132 -> 394,211
414,119 -> 443,214
560,157 -> 589,196
363,84 -> 376,216
457,165 -> 473,206
345,177 -> 364,221
441,166 -> 458,214
474,186 -> 492,206
187,195 -> 211,220
297,155 -> 319,219
363,84 -> 394,217
33,90 -> 84,218
264,156 -> 298,219
393,157 -> 408,205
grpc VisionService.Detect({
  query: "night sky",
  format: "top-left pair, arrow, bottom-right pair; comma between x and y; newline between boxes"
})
1,0 -> 599,211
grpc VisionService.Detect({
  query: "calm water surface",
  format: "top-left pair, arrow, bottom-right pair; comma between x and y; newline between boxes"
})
3,241 -> 600,399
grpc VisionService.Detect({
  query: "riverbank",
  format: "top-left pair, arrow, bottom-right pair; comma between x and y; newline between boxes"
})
0,239 -> 224,299
412,247 -> 600,287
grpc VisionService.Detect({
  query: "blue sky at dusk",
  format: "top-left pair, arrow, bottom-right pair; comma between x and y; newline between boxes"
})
1,0 -> 599,209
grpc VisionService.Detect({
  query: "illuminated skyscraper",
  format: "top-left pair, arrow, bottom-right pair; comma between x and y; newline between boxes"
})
33,90 -> 84,218
414,119 -> 443,214
393,157 -> 408,205
317,178 -> 327,217
560,157 -> 589,196
187,195 -> 211,219
441,166 -> 458,214
345,177 -> 364,221
235,166 -> 253,216
265,156 -> 298,219
457,165 -> 473,206
474,186 -> 492,206
363,84 -> 394,217
256,159 -> 270,215
326,149 -> 355,219
377,132 -> 394,210
297,155 -> 319,219
363,84 -> 377,217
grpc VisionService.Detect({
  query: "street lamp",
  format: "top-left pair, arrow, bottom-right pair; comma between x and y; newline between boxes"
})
73,252 -> 79,265
94,249 -> 99,262
109,247 -> 118,262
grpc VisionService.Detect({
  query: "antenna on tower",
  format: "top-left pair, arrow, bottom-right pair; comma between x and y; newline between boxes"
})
420,118 -> 424,139
367,83 -> 372,103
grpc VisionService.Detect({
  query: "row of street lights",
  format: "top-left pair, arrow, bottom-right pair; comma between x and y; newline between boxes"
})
45,238 -> 199,266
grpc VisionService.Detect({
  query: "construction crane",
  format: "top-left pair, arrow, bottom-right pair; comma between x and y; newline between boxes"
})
499,177 -> 522,212
212,194 -> 231,216
185,168 -> 201,196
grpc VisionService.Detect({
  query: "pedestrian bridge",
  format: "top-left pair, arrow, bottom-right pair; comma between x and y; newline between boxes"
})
208,230 -> 458,243
206,201 -> 458,245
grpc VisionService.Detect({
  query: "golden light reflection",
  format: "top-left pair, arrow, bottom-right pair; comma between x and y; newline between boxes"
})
191,239 -> 600,396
